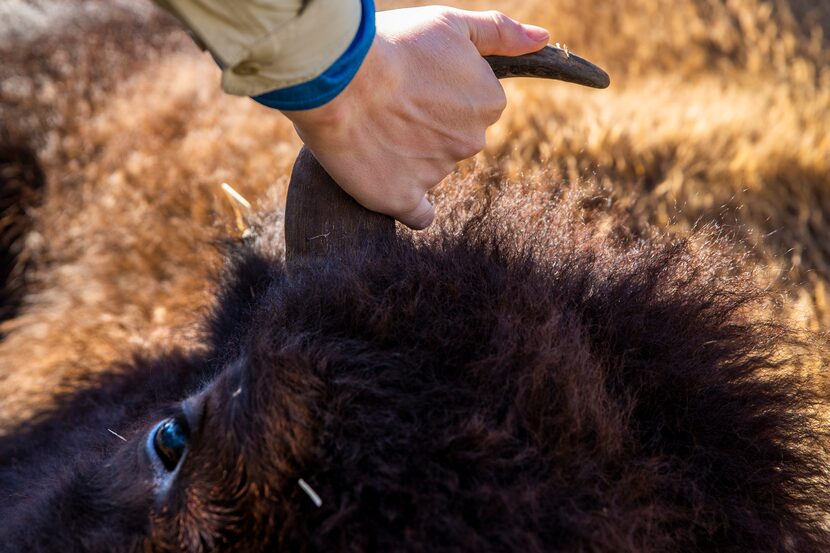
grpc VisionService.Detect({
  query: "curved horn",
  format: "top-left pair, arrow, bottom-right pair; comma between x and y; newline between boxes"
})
485,44 -> 610,87
285,45 -> 610,263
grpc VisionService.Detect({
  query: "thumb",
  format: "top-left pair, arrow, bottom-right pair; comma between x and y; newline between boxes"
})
452,10 -> 550,57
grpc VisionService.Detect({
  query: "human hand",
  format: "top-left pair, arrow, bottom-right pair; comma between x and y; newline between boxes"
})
281,6 -> 549,229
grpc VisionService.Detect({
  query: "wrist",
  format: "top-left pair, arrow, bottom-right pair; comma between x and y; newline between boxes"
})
252,0 -> 376,112
281,34 -> 396,140
280,88 -> 352,136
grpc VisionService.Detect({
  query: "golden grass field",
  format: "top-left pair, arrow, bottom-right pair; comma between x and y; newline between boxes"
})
0,0 -> 828,426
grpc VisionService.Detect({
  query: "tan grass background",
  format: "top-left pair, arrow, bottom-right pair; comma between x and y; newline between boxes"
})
0,0 -> 828,427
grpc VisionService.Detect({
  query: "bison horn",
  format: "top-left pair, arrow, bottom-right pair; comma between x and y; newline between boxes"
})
284,45 -> 610,264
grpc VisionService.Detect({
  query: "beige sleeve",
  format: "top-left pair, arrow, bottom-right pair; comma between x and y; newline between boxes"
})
154,0 -> 362,97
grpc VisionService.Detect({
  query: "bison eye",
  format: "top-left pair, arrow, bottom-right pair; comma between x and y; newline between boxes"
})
152,417 -> 189,471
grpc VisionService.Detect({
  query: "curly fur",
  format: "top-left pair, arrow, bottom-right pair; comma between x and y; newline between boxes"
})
2,186 -> 829,552
2,3 -> 830,551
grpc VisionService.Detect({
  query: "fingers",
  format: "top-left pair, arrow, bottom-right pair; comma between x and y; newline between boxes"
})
286,7 -> 541,232
449,10 -> 550,57
397,196 -> 435,230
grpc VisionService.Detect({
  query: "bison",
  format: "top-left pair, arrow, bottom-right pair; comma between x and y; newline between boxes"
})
3,139 -> 830,551
2,5 -> 830,553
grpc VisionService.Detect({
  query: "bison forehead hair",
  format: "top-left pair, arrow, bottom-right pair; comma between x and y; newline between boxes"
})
1,189 -> 829,552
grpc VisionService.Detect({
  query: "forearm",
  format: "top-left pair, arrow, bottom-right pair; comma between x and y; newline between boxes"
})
153,0 -> 371,105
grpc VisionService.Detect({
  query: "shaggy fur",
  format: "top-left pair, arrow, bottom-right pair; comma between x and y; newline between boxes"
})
3,2 -> 830,551
2,188 -> 830,552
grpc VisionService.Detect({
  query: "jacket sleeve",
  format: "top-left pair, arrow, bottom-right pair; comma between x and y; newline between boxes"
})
154,0 -> 374,108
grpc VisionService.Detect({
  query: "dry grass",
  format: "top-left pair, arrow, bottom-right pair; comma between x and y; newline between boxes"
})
0,0 -> 828,427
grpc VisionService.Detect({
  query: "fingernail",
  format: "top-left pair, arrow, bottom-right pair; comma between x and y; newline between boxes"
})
522,24 -> 549,42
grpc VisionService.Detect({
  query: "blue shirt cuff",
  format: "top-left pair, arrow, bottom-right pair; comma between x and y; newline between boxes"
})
252,0 -> 376,111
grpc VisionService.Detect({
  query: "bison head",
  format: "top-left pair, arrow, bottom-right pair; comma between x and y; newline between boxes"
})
2,162 -> 830,552
1,40 -> 829,553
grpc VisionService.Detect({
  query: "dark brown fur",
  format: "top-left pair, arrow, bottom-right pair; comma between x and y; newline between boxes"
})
2,187 -> 830,552
3,3 -> 830,552
0,144 -> 44,328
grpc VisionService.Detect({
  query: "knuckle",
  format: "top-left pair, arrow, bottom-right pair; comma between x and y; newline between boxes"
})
433,5 -> 459,24
490,88 -> 508,116
488,10 -> 509,25
488,10 -> 517,33
454,134 -> 486,159
396,188 -> 427,214
471,133 -> 488,154
448,142 -> 467,161
476,84 -> 507,124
